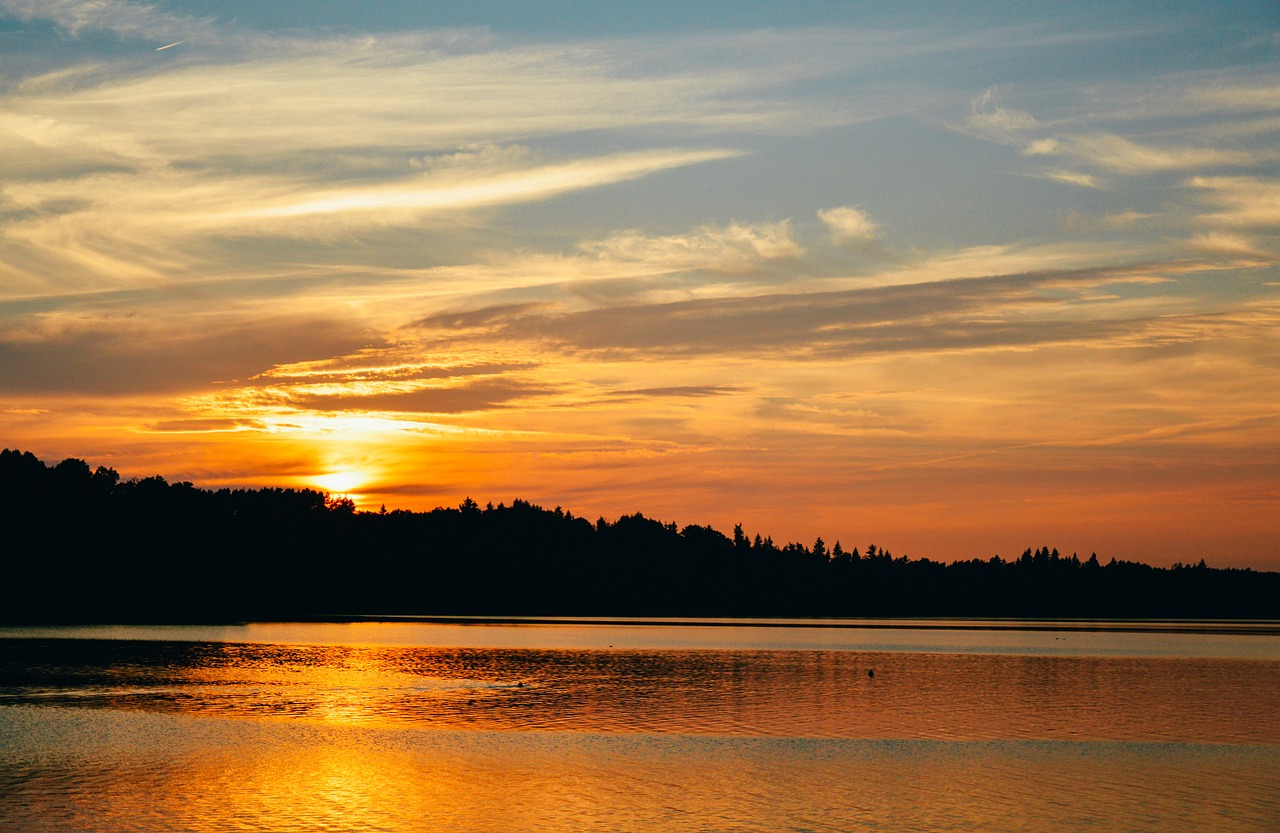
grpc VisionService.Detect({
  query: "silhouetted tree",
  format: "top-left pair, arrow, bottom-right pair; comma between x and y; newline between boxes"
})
2,448 -> 1277,623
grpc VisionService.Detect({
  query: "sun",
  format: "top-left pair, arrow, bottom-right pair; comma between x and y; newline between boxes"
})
312,470 -> 366,496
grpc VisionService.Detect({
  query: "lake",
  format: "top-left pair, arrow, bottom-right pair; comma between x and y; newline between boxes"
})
1,619 -> 1277,832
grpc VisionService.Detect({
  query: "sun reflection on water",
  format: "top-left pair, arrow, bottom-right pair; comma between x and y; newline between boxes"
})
3,704 -> 1278,833
4,638 -> 1277,744
2,633 -> 1279,832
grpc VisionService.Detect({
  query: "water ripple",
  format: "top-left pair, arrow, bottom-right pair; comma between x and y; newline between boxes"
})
1,638 -> 1277,744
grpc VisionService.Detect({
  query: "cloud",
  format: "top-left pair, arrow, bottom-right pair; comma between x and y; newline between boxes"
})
1058,210 -> 1157,232
449,267 -> 1202,360
606,385 -> 746,400
1127,78 -> 1280,119
1187,176 -> 1280,227
0,31 -> 822,176
1053,133 -> 1265,174
3,14 -> 1198,301
236,149 -> 744,224
257,352 -> 537,385
966,87 -> 1040,142
409,304 -> 551,332
0,0 -> 213,41
147,418 -> 267,434
1185,232 -> 1272,259
817,206 -> 879,244
1043,170 -> 1104,189
577,221 -> 801,273
359,221 -> 810,317
993,123 -> 1266,175
290,378 -> 559,415
1103,211 -> 1157,227
0,148 -> 744,296
0,313 -> 379,394
859,240 -> 1163,289
1022,138 -> 1058,156
958,75 -> 1280,193
3,19 -> 857,293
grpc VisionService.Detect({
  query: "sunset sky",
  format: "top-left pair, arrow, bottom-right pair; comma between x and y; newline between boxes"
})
2,1 -> 1278,569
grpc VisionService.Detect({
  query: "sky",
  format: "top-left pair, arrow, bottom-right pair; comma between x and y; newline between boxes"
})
1,1 -> 1278,570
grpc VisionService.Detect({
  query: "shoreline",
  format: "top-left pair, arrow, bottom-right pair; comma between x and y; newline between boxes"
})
5,615 -> 1280,637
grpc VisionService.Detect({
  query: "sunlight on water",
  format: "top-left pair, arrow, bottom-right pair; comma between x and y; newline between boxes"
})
2,638 -> 1276,742
2,708 -> 1277,833
2,622 -> 1278,832
4,618 -> 1278,658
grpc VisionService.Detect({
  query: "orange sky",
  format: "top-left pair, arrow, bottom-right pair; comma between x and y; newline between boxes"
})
1,1 -> 1278,570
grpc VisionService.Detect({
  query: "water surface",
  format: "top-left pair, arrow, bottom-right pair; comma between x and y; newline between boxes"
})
2,620 -> 1277,832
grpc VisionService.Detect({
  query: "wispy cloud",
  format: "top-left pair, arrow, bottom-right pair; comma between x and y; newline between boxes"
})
1042,170 -> 1105,188
1186,231 -> 1273,260
290,377 -> 560,415
0,28 -> 871,177
962,79 -> 1280,176
606,385 -> 746,400
818,206 -> 880,244
0,140 -> 742,296
965,87 -> 1040,143
1187,176 -> 1280,228
1058,210 -> 1157,232
425,266 -> 1215,361
854,241 -> 1166,289
0,0 -> 213,40
0,309 -> 378,394
577,221 -> 801,274
1041,133 -> 1267,174
1083,76 -> 1280,121
235,150 -> 743,224
0,19 -> 872,294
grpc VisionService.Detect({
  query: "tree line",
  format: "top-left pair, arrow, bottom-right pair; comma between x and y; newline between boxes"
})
2,448 -> 1276,623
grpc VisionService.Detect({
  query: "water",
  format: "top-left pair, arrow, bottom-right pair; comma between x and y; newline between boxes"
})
1,620 -> 1277,832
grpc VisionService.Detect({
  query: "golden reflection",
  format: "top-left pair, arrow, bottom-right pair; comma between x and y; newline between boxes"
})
48,638 -> 1273,744
5,634 -> 1280,832
7,685 -> 1279,833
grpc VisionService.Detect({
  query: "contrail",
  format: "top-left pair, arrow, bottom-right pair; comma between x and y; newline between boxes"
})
156,41 -> 185,51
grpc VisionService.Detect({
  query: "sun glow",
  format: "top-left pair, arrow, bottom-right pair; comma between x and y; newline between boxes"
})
312,470 -> 366,496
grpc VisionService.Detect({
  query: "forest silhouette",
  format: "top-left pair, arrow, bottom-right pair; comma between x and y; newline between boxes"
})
2,448 -> 1276,623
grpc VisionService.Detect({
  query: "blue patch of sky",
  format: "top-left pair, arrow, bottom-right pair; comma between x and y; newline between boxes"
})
502,108 -> 1115,257
172,1 -> 876,39
2,2 -> 1273,71
161,1 -> 1273,45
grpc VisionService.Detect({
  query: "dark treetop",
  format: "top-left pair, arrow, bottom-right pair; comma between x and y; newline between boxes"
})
2,449 -> 1276,623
